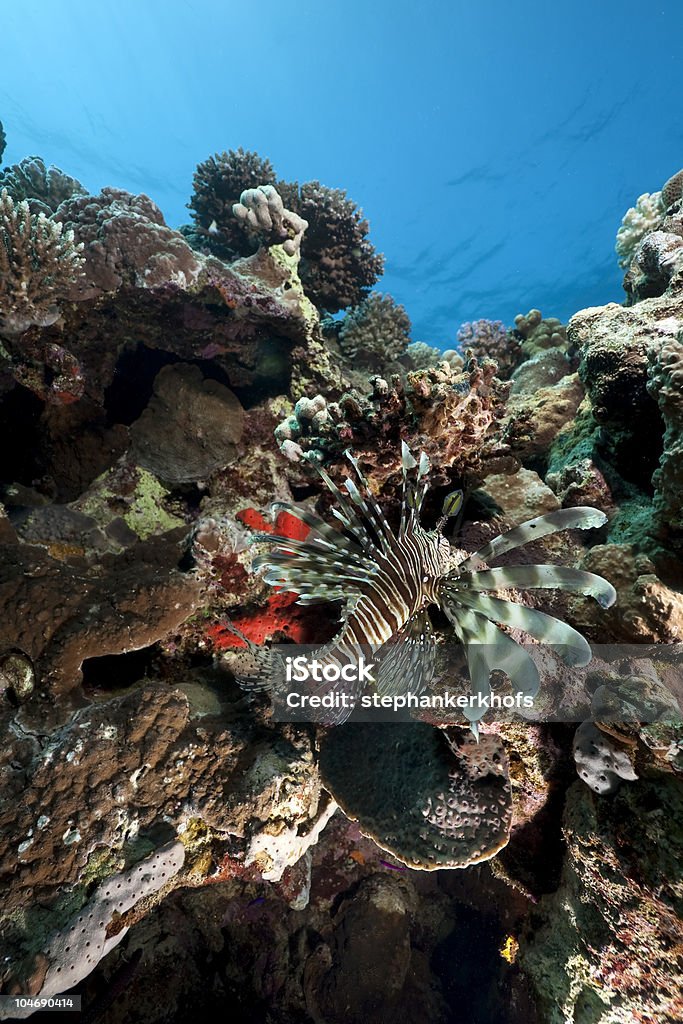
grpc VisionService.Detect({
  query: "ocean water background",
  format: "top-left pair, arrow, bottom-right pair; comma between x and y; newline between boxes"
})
1,0 -> 681,347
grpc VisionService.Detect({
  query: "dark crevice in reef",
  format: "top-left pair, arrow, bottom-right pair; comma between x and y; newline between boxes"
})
81,645 -> 162,695
104,344 -> 182,426
0,384 -> 45,488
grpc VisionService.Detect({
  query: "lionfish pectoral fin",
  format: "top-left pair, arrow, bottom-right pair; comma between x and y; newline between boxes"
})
449,590 -> 593,667
460,507 -> 609,569
444,602 -> 541,736
460,565 -> 617,609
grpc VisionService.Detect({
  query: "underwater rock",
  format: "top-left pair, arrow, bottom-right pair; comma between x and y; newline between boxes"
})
0,683 -> 321,909
509,346 -> 573,396
478,467 -> 560,523
646,332 -> 683,539
504,372 -> 584,467
130,363 -> 244,484
574,543 -> 683,643
319,724 -> 512,869
569,296 -> 683,488
520,777 -> 683,1024
0,537 -> 200,705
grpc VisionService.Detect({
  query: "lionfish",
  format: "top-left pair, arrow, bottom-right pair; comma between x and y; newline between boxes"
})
233,445 -> 616,735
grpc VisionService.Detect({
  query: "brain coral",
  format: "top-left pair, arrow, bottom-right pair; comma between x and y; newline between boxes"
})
338,292 -> 412,368
0,189 -> 85,335
319,723 -> 512,869
0,155 -> 86,215
188,148 -> 384,312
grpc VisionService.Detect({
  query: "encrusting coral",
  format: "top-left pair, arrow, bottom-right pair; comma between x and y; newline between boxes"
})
338,292 -> 412,368
0,188 -> 85,335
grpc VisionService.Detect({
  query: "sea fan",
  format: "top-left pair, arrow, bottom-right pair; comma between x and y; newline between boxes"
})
237,445 -> 616,735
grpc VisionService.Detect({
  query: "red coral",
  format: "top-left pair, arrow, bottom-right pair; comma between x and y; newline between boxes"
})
206,508 -> 315,650
236,507 -> 310,542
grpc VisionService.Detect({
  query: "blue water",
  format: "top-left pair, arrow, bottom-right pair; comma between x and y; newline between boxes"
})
1,0 -> 681,346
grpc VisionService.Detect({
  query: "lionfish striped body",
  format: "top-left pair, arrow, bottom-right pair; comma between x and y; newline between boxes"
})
236,444 -> 616,735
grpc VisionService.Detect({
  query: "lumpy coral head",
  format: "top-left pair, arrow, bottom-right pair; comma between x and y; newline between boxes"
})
319,723 -> 512,869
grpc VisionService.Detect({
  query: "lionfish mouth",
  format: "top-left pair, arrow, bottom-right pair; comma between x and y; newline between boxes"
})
232,443 -> 616,736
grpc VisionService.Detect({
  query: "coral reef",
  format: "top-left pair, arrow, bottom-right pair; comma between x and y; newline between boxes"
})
1,128 -> 683,1024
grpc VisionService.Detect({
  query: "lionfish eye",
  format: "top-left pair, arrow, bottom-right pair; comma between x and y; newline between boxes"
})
442,490 -> 464,518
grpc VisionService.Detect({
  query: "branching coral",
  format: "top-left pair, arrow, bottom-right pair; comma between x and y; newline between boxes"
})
457,319 -> 521,378
338,292 -> 411,368
284,179 -> 385,311
0,156 -> 86,215
187,148 -> 384,312
0,188 -> 85,335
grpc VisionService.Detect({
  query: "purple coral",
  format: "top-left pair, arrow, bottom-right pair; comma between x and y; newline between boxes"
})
456,318 -> 520,378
